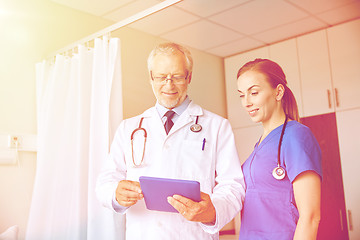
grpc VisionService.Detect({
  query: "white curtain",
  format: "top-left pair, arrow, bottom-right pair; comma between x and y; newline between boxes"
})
26,37 -> 125,240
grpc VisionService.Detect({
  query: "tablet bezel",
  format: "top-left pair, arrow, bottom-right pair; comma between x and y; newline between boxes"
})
139,176 -> 201,213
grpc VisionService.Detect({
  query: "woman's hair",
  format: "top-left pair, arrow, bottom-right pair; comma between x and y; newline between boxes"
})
147,42 -> 193,75
237,58 -> 300,122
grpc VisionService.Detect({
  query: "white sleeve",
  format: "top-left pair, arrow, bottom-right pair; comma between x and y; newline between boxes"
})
95,121 -> 128,213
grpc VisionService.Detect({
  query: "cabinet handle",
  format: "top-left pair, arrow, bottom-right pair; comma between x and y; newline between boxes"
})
348,210 -> 353,231
327,89 -> 332,108
335,88 -> 340,107
340,209 -> 344,231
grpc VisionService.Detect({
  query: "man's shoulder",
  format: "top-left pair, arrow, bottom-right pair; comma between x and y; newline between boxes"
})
190,103 -> 225,119
188,102 -> 227,124
124,106 -> 156,121
202,108 -> 225,119
118,107 -> 157,130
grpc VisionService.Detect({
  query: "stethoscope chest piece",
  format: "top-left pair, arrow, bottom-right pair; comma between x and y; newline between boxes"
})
190,124 -> 202,132
272,166 -> 286,180
190,116 -> 202,132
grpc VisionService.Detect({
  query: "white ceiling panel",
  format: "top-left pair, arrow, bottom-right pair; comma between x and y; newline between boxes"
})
128,6 -> 200,36
103,0 -> 160,22
209,0 -> 309,35
287,0 -> 357,14
51,0 -> 135,16
316,1 -> 360,25
175,0 -> 250,17
206,37 -> 264,57
160,20 -> 244,51
49,0 -> 360,57
253,17 -> 326,43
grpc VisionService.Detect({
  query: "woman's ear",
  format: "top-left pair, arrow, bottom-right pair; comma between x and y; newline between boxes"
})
275,84 -> 285,101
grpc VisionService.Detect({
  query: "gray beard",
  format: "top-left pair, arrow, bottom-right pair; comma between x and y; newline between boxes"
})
158,98 -> 179,109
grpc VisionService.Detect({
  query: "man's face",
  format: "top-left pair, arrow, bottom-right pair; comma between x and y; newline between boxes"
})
150,51 -> 191,109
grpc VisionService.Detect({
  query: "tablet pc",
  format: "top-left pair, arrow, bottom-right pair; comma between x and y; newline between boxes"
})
139,176 -> 201,213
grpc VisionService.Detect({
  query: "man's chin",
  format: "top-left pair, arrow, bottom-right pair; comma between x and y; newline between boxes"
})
159,99 -> 179,109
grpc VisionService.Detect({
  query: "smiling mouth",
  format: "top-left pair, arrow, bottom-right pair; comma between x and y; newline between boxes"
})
163,92 -> 177,96
248,109 -> 258,115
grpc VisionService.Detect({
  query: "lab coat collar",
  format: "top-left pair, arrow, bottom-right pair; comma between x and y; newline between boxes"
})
168,101 -> 203,136
140,100 -> 203,118
139,101 -> 204,137
155,96 -> 191,119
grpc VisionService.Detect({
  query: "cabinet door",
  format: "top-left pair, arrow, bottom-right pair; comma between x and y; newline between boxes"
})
224,47 -> 269,128
297,30 -> 334,117
327,19 -> 360,111
336,109 -> 360,240
302,113 -> 349,240
269,39 -> 304,117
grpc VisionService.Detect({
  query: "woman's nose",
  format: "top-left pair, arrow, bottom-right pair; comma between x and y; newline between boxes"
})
243,95 -> 252,107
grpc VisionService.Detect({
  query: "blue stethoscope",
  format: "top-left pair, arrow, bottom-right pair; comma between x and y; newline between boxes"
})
130,116 -> 202,167
272,115 -> 288,180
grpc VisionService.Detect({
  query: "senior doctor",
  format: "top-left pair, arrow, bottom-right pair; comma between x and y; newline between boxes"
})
96,42 -> 245,240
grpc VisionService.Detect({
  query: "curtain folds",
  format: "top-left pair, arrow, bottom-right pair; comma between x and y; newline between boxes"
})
26,37 -> 124,240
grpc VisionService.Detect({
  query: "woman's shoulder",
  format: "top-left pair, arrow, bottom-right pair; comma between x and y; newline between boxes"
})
286,120 -> 312,135
284,120 -> 318,145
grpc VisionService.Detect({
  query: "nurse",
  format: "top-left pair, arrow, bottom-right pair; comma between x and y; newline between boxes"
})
236,58 -> 322,240
96,42 -> 245,240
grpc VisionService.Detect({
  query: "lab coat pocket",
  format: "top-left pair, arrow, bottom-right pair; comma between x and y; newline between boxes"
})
180,139 -> 213,180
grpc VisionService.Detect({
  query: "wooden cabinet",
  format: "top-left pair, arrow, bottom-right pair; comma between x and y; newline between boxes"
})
269,38 -> 304,117
327,19 -> 360,111
336,109 -> 360,240
297,29 -> 334,117
224,46 -> 269,129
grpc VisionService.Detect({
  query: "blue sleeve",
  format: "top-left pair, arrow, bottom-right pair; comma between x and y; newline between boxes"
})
282,123 -> 322,183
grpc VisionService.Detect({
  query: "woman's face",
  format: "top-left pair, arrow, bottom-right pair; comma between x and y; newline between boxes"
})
237,70 -> 281,125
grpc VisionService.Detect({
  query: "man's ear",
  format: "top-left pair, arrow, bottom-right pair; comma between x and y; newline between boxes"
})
187,73 -> 192,84
149,71 -> 153,85
276,84 -> 285,101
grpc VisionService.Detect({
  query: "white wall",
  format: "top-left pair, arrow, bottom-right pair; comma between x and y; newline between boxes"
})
0,0 -> 112,239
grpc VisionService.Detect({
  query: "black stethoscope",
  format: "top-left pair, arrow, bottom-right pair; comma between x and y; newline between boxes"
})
130,115 -> 202,167
272,115 -> 288,180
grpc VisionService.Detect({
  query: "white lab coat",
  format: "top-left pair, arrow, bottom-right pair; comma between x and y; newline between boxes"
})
96,101 -> 245,240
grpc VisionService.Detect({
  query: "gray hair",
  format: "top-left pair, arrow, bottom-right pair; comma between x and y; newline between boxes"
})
147,42 -> 193,74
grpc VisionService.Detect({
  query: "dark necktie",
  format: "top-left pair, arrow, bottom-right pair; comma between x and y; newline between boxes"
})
164,110 -> 175,134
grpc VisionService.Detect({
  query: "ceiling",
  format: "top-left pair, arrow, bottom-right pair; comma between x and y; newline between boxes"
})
51,0 -> 360,58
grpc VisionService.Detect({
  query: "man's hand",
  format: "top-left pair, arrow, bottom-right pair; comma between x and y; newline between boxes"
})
167,192 -> 216,224
115,180 -> 143,207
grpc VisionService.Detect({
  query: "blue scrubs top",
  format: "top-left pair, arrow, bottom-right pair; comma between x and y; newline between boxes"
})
239,120 -> 322,240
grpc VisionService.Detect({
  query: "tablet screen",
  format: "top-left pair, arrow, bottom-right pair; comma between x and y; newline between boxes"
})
139,176 -> 201,213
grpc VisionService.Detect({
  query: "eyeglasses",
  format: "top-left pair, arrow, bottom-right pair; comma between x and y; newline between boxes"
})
151,71 -> 188,85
